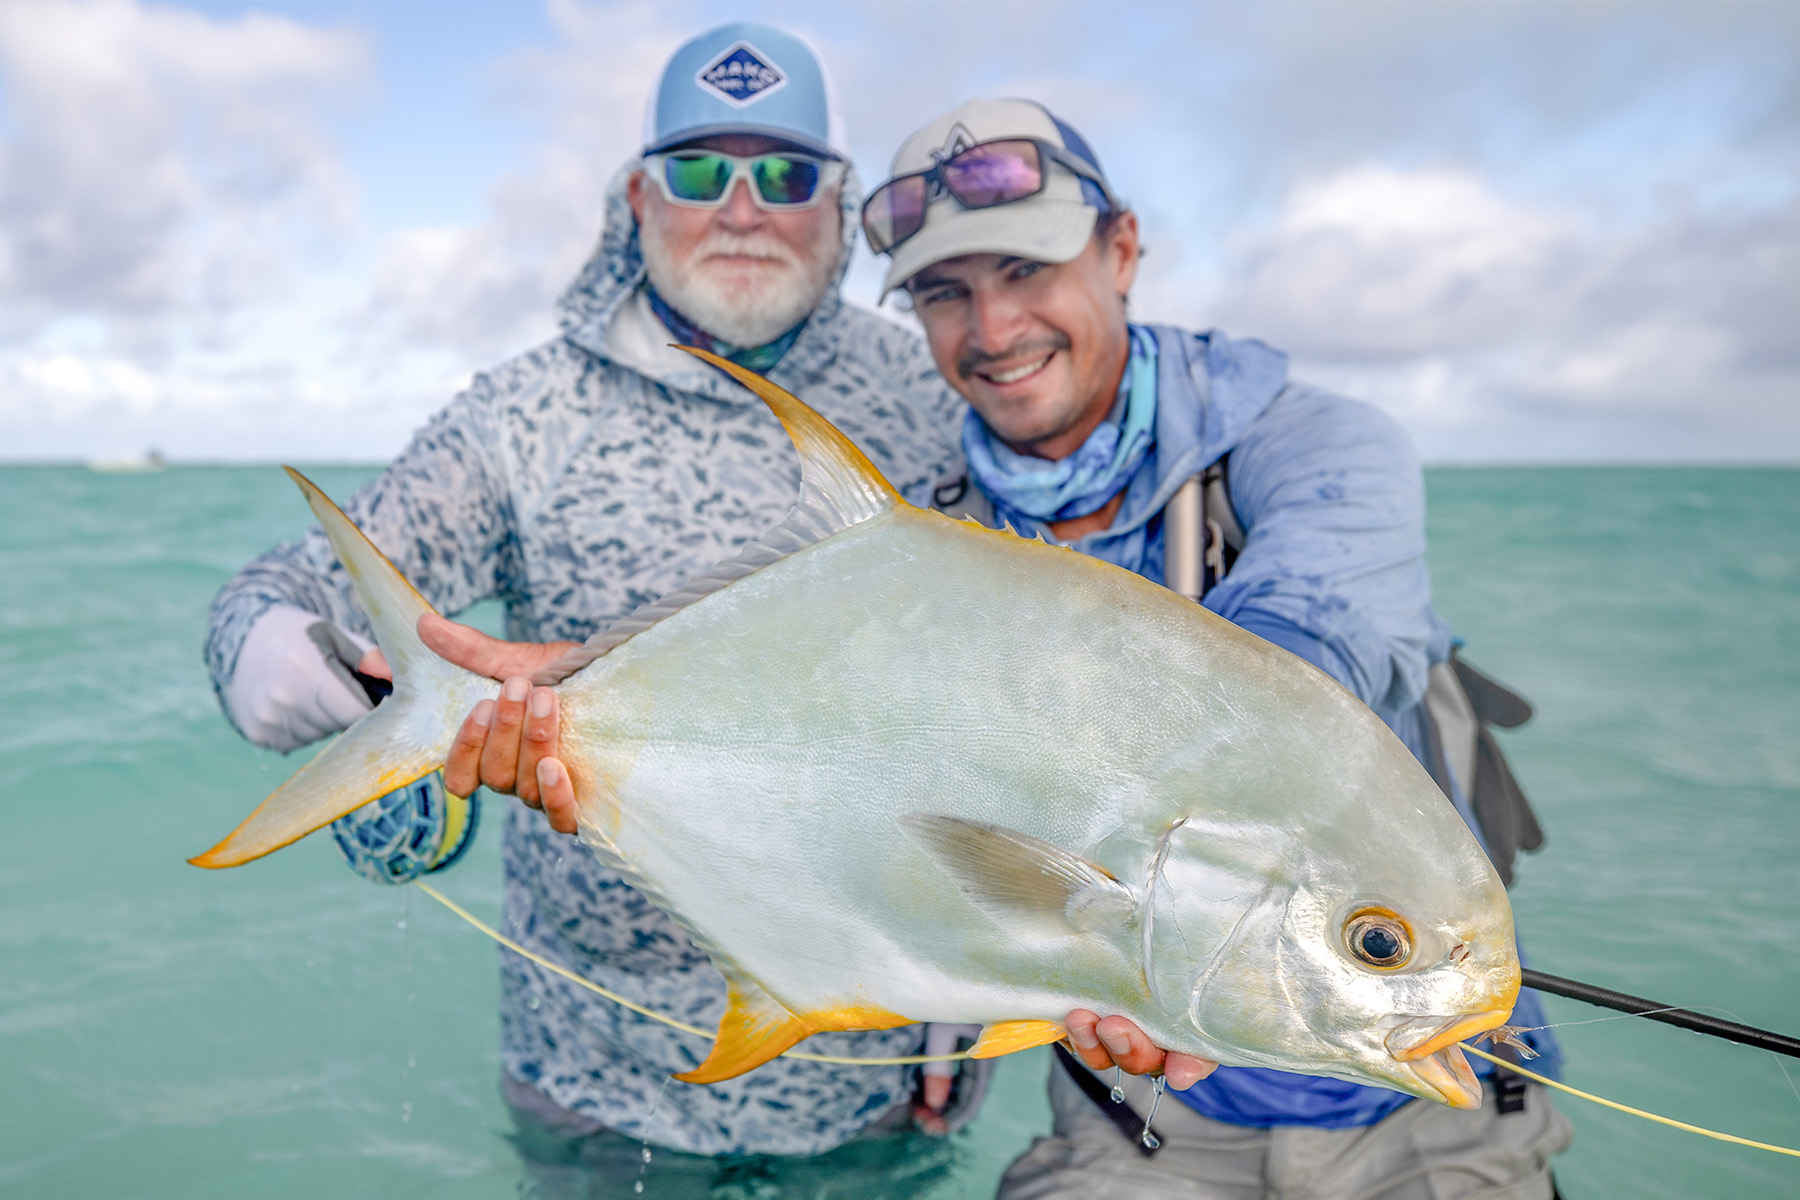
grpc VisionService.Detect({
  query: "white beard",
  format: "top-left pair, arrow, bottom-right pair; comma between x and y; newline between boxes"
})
639,217 -> 840,347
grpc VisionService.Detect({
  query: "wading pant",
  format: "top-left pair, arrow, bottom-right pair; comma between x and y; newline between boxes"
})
997,1062 -> 1573,1200
504,1073 -> 959,1200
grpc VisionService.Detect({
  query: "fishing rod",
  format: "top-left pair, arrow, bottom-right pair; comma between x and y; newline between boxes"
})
1523,968 -> 1800,1062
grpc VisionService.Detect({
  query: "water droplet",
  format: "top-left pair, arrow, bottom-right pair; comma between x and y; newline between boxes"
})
634,1183 -> 644,1195
1140,1130 -> 1160,1150
528,996 -> 541,1010
642,1147 -> 652,1164
407,1053 -> 417,1070
396,918 -> 407,930
401,1101 -> 413,1124
1109,1066 -> 1125,1104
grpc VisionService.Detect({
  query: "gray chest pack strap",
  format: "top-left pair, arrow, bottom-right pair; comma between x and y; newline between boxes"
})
1162,458 -> 1240,603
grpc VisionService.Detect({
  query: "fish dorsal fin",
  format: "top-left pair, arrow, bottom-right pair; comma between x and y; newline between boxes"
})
679,346 -> 901,530
533,347 -> 905,684
969,1019 -> 1070,1059
675,973 -> 815,1085
900,814 -> 1138,937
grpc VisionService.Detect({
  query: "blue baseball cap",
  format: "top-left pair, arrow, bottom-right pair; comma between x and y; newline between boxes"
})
642,23 -> 848,161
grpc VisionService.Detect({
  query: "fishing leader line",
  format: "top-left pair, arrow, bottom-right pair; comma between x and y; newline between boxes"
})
412,881 -> 1800,1158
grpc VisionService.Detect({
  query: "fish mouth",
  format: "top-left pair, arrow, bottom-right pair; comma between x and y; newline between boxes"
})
1386,1009 -> 1512,1110
1408,1041 -> 1482,1109
1386,1009 -> 1512,1062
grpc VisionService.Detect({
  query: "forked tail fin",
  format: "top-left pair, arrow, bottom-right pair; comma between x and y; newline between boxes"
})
190,469 -> 495,868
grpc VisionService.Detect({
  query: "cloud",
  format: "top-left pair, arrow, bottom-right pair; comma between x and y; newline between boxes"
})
1,0 -> 1794,462
355,0 -> 684,362
0,0 -> 368,350
1142,162 -> 1800,460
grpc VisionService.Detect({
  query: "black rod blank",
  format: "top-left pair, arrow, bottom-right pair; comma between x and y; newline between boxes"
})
1522,968 -> 1800,1062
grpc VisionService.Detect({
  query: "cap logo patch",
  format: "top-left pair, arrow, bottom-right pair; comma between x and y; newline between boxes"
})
695,41 -> 787,107
933,123 -> 977,163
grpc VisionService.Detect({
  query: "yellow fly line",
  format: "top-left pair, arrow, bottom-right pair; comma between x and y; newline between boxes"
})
413,881 -> 964,1067
416,881 -> 1800,1158
1461,1043 -> 1800,1160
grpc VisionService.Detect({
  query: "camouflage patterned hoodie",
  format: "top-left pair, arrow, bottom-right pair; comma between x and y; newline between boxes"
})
205,163 -> 967,1155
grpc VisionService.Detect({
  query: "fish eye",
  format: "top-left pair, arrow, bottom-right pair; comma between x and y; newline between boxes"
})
1344,908 -> 1412,969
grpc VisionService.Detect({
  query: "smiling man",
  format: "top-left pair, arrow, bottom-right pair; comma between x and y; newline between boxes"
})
860,99 -> 1573,1200
204,22 -> 975,1188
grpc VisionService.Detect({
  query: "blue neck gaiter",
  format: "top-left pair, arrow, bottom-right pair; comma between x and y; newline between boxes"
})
645,284 -> 807,374
962,325 -> 1158,526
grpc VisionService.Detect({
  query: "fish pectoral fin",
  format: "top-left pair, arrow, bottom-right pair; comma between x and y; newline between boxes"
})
969,1019 -> 1069,1059
899,813 -> 1137,936
675,975 -> 815,1085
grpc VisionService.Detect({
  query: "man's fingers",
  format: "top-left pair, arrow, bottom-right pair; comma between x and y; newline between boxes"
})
418,614 -> 579,681
1094,1015 -> 1166,1076
1064,1010 -> 1169,1076
515,687 -> 559,808
443,700 -> 495,800
1063,1009 -> 1116,1073
479,677 -> 530,795
920,1072 -> 953,1114
1164,1052 -> 1219,1091
537,758 -> 579,835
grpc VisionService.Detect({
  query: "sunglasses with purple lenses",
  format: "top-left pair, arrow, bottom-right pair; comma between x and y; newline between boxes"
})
861,138 -> 1112,255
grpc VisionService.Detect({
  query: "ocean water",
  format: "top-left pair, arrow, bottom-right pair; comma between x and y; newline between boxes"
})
0,464 -> 1795,1198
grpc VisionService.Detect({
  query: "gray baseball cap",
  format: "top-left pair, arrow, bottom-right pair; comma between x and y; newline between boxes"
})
873,98 -> 1118,297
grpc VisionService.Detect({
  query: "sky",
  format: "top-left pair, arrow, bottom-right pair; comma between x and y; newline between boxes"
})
0,0 -> 1795,464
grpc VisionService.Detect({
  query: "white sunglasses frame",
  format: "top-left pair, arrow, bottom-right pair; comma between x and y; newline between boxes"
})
641,151 -> 845,212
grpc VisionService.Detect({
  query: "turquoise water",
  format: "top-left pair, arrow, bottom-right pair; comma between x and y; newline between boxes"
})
1,465 -> 1796,1198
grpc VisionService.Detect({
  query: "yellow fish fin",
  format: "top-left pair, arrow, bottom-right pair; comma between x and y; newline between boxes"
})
803,1003 -> 918,1034
673,345 -> 904,522
676,976 -> 816,1084
969,1019 -> 1069,1059
190,730 -> 442,868
190,469 -> 492,868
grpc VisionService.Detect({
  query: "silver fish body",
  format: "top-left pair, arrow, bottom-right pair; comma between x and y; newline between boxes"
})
195,349 -> 1517,1107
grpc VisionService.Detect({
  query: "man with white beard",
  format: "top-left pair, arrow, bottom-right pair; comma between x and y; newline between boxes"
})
202,22 -> 972,1188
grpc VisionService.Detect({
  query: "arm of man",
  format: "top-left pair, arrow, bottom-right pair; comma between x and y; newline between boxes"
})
206,377 -> 516,751
1202,384 -> 1439,716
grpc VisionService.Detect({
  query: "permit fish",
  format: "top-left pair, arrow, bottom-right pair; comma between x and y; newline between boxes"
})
193,348 -> 1519,1108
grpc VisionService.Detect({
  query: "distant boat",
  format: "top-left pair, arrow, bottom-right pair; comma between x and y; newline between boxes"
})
86,450 -> 167,473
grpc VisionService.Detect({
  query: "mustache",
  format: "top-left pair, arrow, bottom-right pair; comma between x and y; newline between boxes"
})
691,232 -> 804,267
957,333 -> 1070,381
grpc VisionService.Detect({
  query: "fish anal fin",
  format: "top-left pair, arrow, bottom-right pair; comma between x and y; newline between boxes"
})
803,1003 -> 917,1034
676,976 -> 815,1085
969,1019 -> 1068,1059
899,813 -> 1137,937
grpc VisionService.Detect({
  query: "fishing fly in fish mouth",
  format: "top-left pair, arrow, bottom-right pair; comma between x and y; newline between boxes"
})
190,344 -> 1520,1110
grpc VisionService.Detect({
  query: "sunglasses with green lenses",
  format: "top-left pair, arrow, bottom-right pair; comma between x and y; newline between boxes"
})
645,152 -> 843,211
